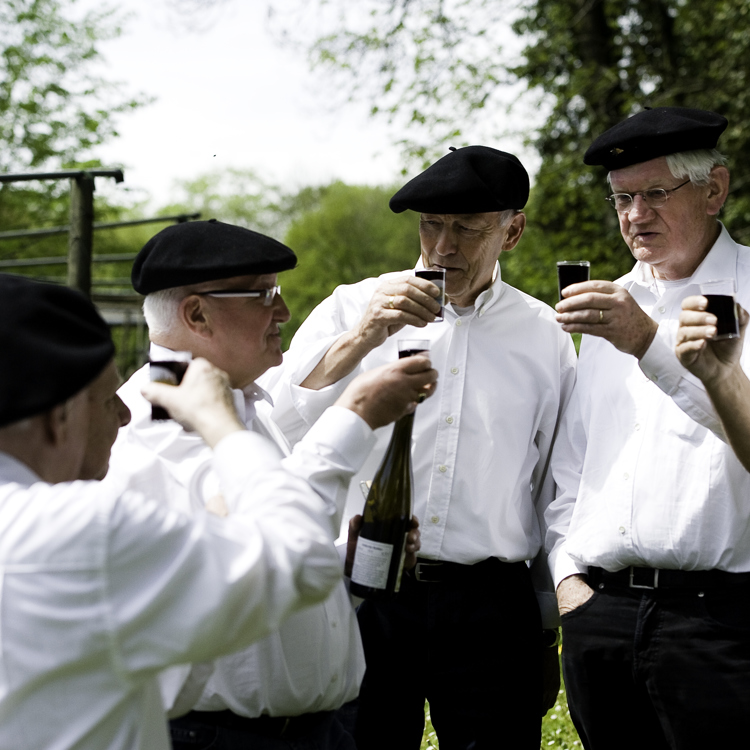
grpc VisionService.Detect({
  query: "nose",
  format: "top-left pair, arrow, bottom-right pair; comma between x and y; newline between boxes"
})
274,293 -> 291,323
117,396 -> 131,428
625,193 -> 654,223
434,227 -> 458,257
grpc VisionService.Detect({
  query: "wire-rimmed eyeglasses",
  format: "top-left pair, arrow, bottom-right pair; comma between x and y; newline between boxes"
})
197,285 -> 281,306
606,179 -> 691,213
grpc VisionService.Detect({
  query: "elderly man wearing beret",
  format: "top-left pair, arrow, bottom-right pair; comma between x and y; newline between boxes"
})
105,220 -> 436,750
0,273 -> 430,750
548,107 -> 750,748
265,146 -> 578,749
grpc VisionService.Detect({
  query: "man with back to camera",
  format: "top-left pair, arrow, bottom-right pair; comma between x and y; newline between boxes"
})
0,273 -> 430,750
105,219 -> 435,750
548,107 -> 750,749
263,146 -> 578,749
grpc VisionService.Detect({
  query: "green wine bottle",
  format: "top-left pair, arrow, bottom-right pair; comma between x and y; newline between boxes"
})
350,410 -> 415,599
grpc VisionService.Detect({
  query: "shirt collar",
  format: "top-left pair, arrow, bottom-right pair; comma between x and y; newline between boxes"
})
624,222 -> 737,292
0,450 -> 42,487
148,342 -> 273,425
413,259 -> 504,318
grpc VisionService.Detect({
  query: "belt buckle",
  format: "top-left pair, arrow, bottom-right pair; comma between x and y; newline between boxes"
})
414,561 -> 441,583
629,566 -> 659,589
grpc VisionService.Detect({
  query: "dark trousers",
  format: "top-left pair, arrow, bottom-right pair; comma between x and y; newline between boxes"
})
353,558 -> 542,750
169,709 -> 356,750
561,575 -> 750,750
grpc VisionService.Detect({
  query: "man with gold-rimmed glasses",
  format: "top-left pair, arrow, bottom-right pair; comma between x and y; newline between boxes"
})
547,107 -> 750,749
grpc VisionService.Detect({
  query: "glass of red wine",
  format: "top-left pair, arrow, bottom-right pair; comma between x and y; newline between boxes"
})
700,279 -> 739,340
149,350 -> 192,420
415,267 -> 446,321
557,260 -> 590,300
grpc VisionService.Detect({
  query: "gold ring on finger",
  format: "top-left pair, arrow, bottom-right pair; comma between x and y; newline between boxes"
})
599,309 -> 604,323
389,295 -> 396,309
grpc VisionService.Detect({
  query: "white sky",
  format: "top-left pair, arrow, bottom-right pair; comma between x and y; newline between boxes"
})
84,0 -> 406,209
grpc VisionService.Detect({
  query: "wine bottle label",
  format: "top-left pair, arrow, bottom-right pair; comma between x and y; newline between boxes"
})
351,538 -> 394,590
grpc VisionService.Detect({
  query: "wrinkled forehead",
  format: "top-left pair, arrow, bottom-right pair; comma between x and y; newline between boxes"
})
609,156 -> 673,191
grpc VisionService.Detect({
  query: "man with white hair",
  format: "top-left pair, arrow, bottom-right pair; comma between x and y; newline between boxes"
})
107,220 -> 435,750
549,107 -> 750,749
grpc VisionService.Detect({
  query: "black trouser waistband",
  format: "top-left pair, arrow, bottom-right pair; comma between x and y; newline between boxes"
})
589,565 -> 750,591
410,556 -> 526,583
178,709 -> 334,739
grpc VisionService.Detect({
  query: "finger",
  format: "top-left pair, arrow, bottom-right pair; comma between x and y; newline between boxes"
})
681,294 -> 709,312
738,305 -> 749,331
675,325 -> 717,345
675,338 -> 706,366
560,279 -> 619,299
678,309 -> 717,327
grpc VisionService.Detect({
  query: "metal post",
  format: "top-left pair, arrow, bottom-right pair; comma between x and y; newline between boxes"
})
67,173 -> 95,296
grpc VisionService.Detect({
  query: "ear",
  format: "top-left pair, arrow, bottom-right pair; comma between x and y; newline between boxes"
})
706,166 -> 730,216
42,401 -> 71,448
180,294 -> 213,339
501,212 -> 527,252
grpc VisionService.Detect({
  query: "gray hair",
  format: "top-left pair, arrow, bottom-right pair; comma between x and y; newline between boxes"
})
497,208 -> 521,227
607,149 -> 727,187
142,287 -> 192,338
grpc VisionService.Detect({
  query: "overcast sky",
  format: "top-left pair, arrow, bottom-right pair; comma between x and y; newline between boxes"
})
84,0 -> 405,209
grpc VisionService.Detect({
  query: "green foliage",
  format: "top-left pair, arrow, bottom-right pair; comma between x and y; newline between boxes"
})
0,0 -> 147,173
269,0 -> 750,297
280,181 -> 421,346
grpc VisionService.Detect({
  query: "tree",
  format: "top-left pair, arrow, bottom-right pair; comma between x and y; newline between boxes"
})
0,0 -> 149,276
0,0 -> 145,173
263,0 -> 750,306
281,181 -> 420,345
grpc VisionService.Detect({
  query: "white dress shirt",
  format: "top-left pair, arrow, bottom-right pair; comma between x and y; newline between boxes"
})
262,262 -> 577,622
0,429 -> 344,750
547,224 -> 750,587
106,348 -> 373,719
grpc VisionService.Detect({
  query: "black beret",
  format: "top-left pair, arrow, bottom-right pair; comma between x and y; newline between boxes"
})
0,274 -> 115,427
389,145 -> 529,214
584,107 -> 728,171
131,219 -> 297,294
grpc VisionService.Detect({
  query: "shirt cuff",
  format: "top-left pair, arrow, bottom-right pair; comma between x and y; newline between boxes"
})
303,405 -> 377,474
638,333 -> 685,394
549,546 -> 589,590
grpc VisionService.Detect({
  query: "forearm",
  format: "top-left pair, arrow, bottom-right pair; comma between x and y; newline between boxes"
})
704,364 -> 750,471
300,327 -> 377,390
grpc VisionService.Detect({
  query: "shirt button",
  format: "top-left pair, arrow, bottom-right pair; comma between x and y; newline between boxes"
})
623,472 -> 630,480
438,465 -> 447,473
455,319 -> 462,327
451,367 -> 459,374
618,526 -> 626,535
446,416 -> 454,424
634,423 -> 641,431
658,305 -> 666,313
651,374 -> 659,382
431,515 -> 440,524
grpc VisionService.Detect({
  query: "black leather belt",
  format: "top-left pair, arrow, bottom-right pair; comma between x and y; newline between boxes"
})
185,709 -> 333,739
411,557 -> 524,583
589,566 -> 750,591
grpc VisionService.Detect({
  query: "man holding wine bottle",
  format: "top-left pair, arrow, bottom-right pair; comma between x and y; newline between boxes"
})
105,220 -> 437,750
266,146 -> 578,749
549,107 -> 750,749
